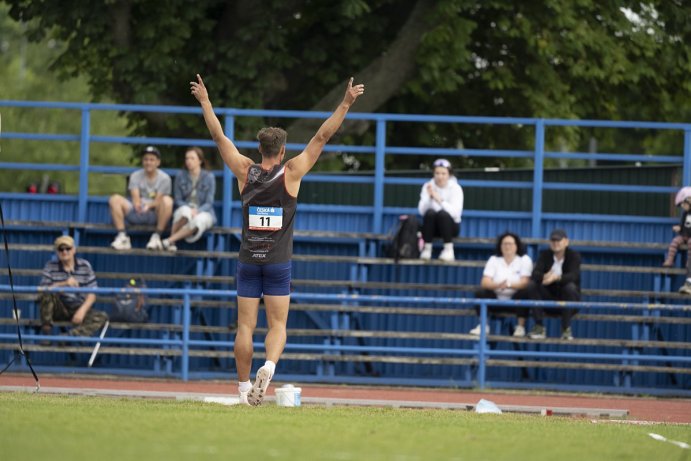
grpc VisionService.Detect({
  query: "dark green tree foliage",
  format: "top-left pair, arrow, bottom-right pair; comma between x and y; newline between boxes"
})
6,0 -> 690,171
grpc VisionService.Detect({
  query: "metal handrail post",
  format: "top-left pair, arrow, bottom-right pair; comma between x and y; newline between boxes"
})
222,113 -> 236,228
683,129 -> 691,187
373,118 -> 386,234
531,120 -> 545,238
77,107 -> 91,223
181,292 -> 191,381
478,301 -> 488,389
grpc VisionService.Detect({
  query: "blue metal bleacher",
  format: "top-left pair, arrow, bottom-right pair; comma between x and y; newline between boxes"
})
0,100 -> 690,395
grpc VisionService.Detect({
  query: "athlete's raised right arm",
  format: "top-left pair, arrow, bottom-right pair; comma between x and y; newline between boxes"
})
191,74 -> 252,179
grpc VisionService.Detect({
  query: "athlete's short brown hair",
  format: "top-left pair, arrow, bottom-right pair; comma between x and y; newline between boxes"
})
257,127 -> 287,158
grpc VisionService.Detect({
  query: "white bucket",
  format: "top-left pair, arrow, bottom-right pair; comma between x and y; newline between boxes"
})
275,384 -> 302,407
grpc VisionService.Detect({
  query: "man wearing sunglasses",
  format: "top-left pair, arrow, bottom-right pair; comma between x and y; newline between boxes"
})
38,235 -> 108,340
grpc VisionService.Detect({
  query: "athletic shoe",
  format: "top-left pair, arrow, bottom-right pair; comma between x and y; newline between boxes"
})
469,324 -> 490,336
111,234 -> 131,250
146,233 -> 163,250
239,391 -> 249,406
420,247 -> 432,260
561,327 -> 574,340
439,247 -> 455,262
247,365 -> 273,406
528,325 -> 546,339
162,239 -> 177,252
678,281 -> 691,295
513,325 -> 526,337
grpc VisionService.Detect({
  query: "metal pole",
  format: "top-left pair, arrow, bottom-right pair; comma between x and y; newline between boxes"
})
478,301 -> 487,389
182,293 -> 191,381
77,107 -> 91,223
531,120 -> 545,238
222,113 -> 235,228
682,129 -> 691,187
373,118 -> 386,234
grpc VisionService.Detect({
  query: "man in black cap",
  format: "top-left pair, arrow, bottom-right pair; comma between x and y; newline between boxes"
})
108,146 -> 173,250
520,228 -> 581,340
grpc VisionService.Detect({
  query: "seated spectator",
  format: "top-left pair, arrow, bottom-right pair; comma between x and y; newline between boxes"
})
417,158 -> 464,262
665,189 -> 691,294
469,232 -> 533,337
161,147 -> 217,251
663,195 -> 691,267
38,235 -> 108,338
522,229 -> 581,340
109,145 -> 173,250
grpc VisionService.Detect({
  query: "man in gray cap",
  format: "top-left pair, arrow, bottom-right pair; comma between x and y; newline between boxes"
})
109,146 -> 173,250
518,229 -> 581,340
38,235 -> 108,338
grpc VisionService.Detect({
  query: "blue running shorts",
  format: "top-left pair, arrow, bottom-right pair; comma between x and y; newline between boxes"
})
236,261 -> 292,298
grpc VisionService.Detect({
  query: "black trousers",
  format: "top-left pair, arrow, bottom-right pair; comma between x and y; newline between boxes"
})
474,288 -> 530,320
516,280 -> 580,329
422,210 -> 460,243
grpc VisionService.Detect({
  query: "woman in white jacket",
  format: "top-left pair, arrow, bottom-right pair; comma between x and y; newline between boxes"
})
417,158 -> 464,261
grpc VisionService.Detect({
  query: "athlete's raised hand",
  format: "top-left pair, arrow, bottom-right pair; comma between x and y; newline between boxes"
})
190,74 -> 209,104
344,77 -> 365,106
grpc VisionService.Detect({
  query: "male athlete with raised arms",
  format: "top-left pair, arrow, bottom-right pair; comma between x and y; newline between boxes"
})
191,74 -> 365,405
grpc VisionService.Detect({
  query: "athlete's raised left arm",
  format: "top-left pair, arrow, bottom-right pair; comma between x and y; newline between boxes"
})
285,78 -> 364,182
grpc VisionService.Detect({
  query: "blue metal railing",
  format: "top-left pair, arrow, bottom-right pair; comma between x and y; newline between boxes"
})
1,100 -> 690,238
0,285 -> 688,392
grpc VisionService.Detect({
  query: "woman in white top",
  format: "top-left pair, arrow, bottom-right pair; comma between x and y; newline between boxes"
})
417,158 -> 464,261
469,231 -> 533,337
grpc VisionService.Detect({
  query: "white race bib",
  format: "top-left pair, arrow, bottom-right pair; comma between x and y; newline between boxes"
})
249,206 -> 283,231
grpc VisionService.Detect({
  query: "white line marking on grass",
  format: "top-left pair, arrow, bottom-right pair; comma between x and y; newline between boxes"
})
591,419 -> 691,426
648,433 -> 690,449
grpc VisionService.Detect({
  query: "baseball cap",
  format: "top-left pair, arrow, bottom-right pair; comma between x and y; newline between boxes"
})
54,235 -> 75,249
549,229 -> 568,241
141,145 -> 161,158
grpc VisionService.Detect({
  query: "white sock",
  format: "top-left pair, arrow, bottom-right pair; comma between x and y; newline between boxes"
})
443,242 -> 453,251
423,243 -> 432,252
263,360 -> 276,378
117,231 -> 127,239
238,380 -> 251,393
686,278 -> 691,283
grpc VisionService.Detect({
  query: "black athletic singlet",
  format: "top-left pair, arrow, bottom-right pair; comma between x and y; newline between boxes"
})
239,164 -> 297,264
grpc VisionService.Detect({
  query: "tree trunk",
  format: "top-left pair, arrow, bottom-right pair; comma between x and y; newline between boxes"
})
285,0 -> 436,144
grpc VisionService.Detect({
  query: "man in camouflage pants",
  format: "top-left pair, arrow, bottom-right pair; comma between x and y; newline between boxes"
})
39,235 -> 108,338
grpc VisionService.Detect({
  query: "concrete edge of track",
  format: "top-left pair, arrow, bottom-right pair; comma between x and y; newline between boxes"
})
0,385 -> 630,419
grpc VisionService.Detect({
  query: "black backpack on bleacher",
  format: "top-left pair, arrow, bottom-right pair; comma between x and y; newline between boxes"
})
111,278 -> 149,323
388,214 -> 420,262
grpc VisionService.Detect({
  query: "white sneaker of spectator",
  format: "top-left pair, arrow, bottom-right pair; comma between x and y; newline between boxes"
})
439,244 -> 455,262
469,324 -> 490,336
513,325 -> 526,337
111,233 -> 131,250
146,233 -> 163,250
420,243 -> 432,260
162,238 -> 177,252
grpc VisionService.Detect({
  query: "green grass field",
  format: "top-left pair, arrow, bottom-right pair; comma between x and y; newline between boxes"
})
1,392 -> 689,461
